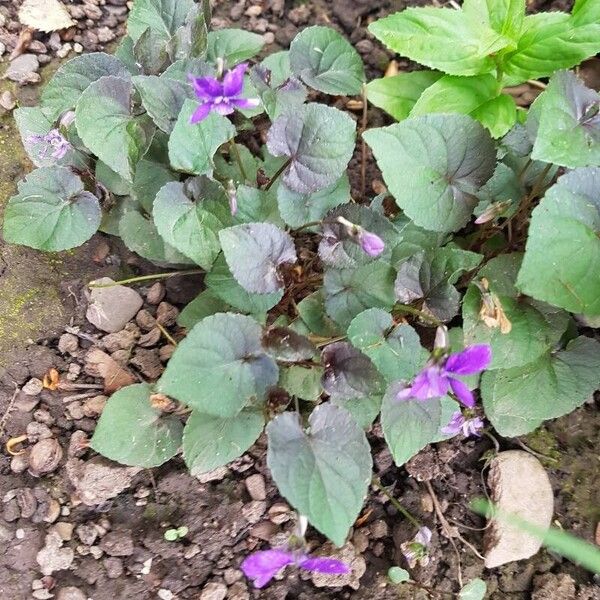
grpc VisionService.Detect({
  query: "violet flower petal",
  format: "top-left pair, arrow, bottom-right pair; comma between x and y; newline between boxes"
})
299,557 -> 351,575
210,101 -> 236,116
358,230 -> 385,257
241,549 -> 295,589
190,75 -> 222,99
189,102 -> 212,124
463,416 -> 485,437
410,366 -> 450,400
230,97 -> 261,110
448,377 -> 475,408
440,411 -> 465,436
445,344 -> 491,375
222,62 -> 248,97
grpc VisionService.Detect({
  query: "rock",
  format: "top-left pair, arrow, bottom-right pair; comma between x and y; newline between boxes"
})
76,523 -> 98,546
34,408 -> 55,425
84,348 -> 136,393
66,457 -> 142,506
158,590 -> 175,600
53,522 -> 74,542
156,302 -> 179,327
28,438 -> 63,477
0,42 -> 5,57
484,451 -> 554,569
56,586 -> 87,600
138,327 -> 161,347
223,568 -> 242,585
242,500 -> 266,524
159,345 -> 176,362
86,278 -> 143,333
15,390 -> 40,412
268,503 -> 290,525
196,466 -> 229,483
99,530 -> 134,556
245,474 -> 266,501
369,520 -> 388,539
27,421 -> 53,441
230,0 -> 245,20
56,43 -> 72,58
23,378 -> 44,395
288,4 -> 311,25
37,531 -> 74,575
130,348 -> 163,379
82,395 -> 107,417
136,309 -> 156,331
58,333 -> 79,354
96,26 -> 115,43
0,89 -> 16,110
3,54 -> 40,85
227,582 -> 249,600
103,556 -> 124,578
146,282 -> 165,305
102,327 -> 138,353
200,581 -> 227,600
68,430 -> 88,458
310,542 -> 365,589
532,573 -> 576,600
16,488 -> 37,518
11,453 -> 29,473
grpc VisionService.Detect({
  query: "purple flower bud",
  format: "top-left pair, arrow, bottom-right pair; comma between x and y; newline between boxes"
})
357,229 -> 385,257
441,411 -> 485,438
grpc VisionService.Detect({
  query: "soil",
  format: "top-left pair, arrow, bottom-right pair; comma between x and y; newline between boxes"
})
1,0 -> 599,599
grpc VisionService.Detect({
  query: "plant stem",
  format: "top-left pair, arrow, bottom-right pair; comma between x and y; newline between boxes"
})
157,322 -> 178,347
229,139 -> 249,183
264,157 -> 292,191
392,304 -> 443,327
312,334 -> 347,348
294,220 -> 323,232
89,269 -> 204,288
360,83 -> 368,198
371,478 -> 421,528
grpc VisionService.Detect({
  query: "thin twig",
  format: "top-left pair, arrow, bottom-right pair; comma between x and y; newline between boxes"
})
156,322 -> 178,347
392,304 -> 443,327
0,385 -> 19,439
89,269 -> 204,288
371,477 -> 421,528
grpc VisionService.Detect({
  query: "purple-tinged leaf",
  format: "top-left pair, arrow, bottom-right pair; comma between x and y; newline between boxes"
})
262,326 -> 317,363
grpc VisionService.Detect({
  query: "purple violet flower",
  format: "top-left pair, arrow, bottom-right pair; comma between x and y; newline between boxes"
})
441,411 -> 485,437
398,344 -> 492,408
357,229 -> 385,257
188,63 -> 260,124
241,548 -> 350,589
27,129 -> 71,160
400,527 -> 432,569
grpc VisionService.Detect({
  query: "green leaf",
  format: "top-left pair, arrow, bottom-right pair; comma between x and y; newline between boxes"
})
324,261 -> 397,329
96,160 -> 131,196
183,408 -> 264,475
364,114 -> 496,233
463,254 -> 570,370
347,309 -> 427,383
368,7 -> 511,76
517,168 -> 600,315
90,383 -> 183,467
158,313 -> 279,417
168,99 -> 236,176
266,403 -> 372,546
481,336 -> 600,436
279,365 -> 323,401
169,3 -> 208,61
388,567 -> 410,584
289,25 -> 365,95
178,289 -> 230,329
463,0 -> 525,41
234,185 -> 283,225
133,26 -> 171,75
162,57 -> 213,82
295,290 -> 341,337
331,394 -> 383,429
267,103 -> 356,194
263,326 -> 317,362
4,167 -> 100,251
131,155 -> 177,213
250,65 -> 307,121
153,179 -> 227,269
41,52 -> 130,120
205,254 -> 283,315
366,71 -> 442,121
502,12 -> 600,84
471,93 -> 517,139
75,76 -> 154,183
206,29 -> 265,66
459,579 -> 487,600
219,223 -> 297,293
115,36 -> 140,74
277,175 -> 350,230
260,51 -> 293,85
127,0 -> 195,44
133,75 -> 193,133
381,382 -> 445,466
530,70 -> 600,168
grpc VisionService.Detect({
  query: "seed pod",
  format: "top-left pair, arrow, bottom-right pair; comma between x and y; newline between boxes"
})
28,438 -> 63,477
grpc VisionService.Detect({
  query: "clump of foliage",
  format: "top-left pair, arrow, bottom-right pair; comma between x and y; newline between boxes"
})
5,0 -> 600,557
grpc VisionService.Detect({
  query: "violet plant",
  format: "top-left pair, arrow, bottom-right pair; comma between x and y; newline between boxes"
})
3,0 -> 600,577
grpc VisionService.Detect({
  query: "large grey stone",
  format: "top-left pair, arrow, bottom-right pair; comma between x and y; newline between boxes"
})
86,278 -> 143,333
3,54 -> 40,85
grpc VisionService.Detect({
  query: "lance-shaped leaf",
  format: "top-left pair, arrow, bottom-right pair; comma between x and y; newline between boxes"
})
206,29 -> 265,66
462,0 -> 525,41
262,326 -> 317,363
205,254 -> 283,316
133,75 -> 193,133
289,25 -> 365,95
324,261 -> 397,329
4,167 -> 101,251
517,168 -> 600,315
368,8 -> 511,76
463,254 -> 570,370
366,71 -> 442,121
41,52 -> 130,119
169,99 -> 236,176
321,341 -> 385,401
158,313 -> 279,417
481,336 -> 600,436
266,404 -> 372,546
153,178 -> 228,269
364,114 -> 496,233
347,309 -> 428,383
90,383 -> 183,468
75,76 -> 154,183
219,223 -> 297,294
267,103 -> 356,194
127,0 -> 195,44
530,70 -> 600,168
183,408 -> 264,475
277,175 -> 350,230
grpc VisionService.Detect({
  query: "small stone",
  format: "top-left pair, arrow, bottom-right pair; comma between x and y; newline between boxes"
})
15,528 -> 25,539
0,90 -> 16,110
66,401 -> 85,420
96,26 -> 115,42
103,556 -> 124,578
223,568 -> 242,585
16,488 -> 38,518
23,378 -> 44,396
156,302 -> 179,326
263,32 -> 275,45
245,5 -> 262,16
32,590 -> 53,600
99,530 -> 134,556
34,408 -> 55,425
184,544 -> 201,559
82,395 -> 107,417
29,40 -> 47,53
227,582 -> 249,600
48,32 -> 62,51
89,545 -> 104,559
230,0 -> 245,20
56,43 -> 72,58
242,500 -> 266,524
86,278 -> 144,333
56,587 -> 86,600
2,499 -> 20,522
245,474 -> 266,501
42,499 -> 61,524
84,348 -> 136,393
268,503 -> 290,525
136,309 -> 156,331
102,328 -> 137,353
138,327 -> 161,347
200,581 -> 227,600
28,438 -> 63,477
15,391 -> 40,412
196,466 -> 229,483
370,520 -> 388,539
159,345 -> 176,362
3,54 -> 40,85
351,529 -> 369,553
130,348 -> 163,379
158,590 -> 175,600
0,42 -> 5,57
68,430 -> 89,458
310,542 -> 365,590
53,522 -> 74,541
83,4 -> 102,19
27,421 -> 53,442
0,523 -> 14,542
11,453 -> 29,474
146,282 -> 165,305
37,532 -> 75,575
248,521 -> 278,541
66,363 -> 81,381
76,523 -> 98,546
73,43 -> 83,53
288,4 -> 311,25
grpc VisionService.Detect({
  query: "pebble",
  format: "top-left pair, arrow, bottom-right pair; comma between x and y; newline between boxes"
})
56,587 -> 86,600
0,90 -> 16,111
11,454 -> 29,474
146,282 -> 165,305
27,421 -> 53,441
73,43 -> 83,53
58,333 -> 79,354
242,500 -> 266,524
0,42 -> 5,56
76,523 -> 99,546
138,327 -> 161,347
200,581 -> 227,600
15,528 -> 25,539
156,302 -> 179,327
34,408 -> 55,425
15,391 -> 40,412
32,590 -> 53,600
263,32 -> 275,45
267,503 -> 290,524
99,530 -> 134,556
28,438 -> 63,477
245,474 -> 266,501
159,345 -> 176,362
96,26 -> 115,42
0,523 -> 14,542
223,568 -> 243,585
82,395 -> 107,417
3,54 -> 41,85
66,363 -> 81,381
136,309 -> 157,331
158,590 -> 175,600
370,520 -> 388,539
103,556 -> 124,578
56,43 -> 72,58
86,278 -> 144,333
37,532 -> 75,576
196,466 -> 229,483
68,430 -> 89,458
23,378 -> 44,396
102,327 -> 138,352
53,522 -> 74,541
130,348 -> 163,379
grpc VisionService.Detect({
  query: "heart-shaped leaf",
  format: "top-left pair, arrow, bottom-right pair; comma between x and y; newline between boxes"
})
90,383 -> 183,467
4,167 -> 101,251
364,114 -> 495,233
267,103 -> 356,194
266,403 -> 372,546
158,313 -> 279,417
279,365 -> 323,401
127,0 -> 195,44
219,223 -> 297,293
294,290 -> 341,337
262,326 -> 317,363
250,64 -> 307,120
178,289 -> 230,329
206,29 -> 265,66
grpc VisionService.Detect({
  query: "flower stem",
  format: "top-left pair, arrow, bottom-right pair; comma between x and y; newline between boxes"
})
264,157 -> 292,191
392,304 -> 443,327
371,477 -> 421,528
229,139 -> 249,183
89,269 -> 204,288
294,220 -> 323,232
